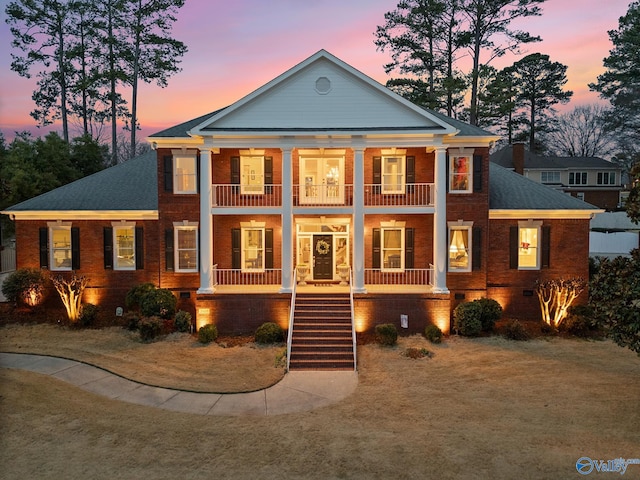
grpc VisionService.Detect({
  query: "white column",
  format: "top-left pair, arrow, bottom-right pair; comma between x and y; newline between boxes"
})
198,147 -> 215,294
280,147 -> 294,293
432,146 -> 449,294
353,146 -> 367,293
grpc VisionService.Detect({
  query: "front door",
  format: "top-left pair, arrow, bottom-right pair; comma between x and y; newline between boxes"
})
313,235 -> 333,280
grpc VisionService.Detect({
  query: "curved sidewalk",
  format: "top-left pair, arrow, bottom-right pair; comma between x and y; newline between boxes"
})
0,352 -> 358,416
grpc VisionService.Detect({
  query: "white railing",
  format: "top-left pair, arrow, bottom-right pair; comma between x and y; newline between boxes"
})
0,246 -> 16,273
293,184 -> 353,206
349,267 -> 357,371
428,264 -> 435,287
364,183 -> 434,206
213,266 -> 282,285
212,184 -> 282,207
286,269 -> 296,372
364,268 -> 433,286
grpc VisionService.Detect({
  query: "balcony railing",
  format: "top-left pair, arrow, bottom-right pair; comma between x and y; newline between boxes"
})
212,185 -> 282,207
364,267 -> 434,286
364,183 -> 434,207
213,265 -> 282,286
293,184 -> 353,207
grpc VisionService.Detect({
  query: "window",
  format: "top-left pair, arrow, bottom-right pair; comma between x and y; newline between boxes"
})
232,223 -> 273,271
241,154 -> 265,194
174,226 -> 198,272
113,224 -> 135,270
242,227 -> 264,271
450,155 -> 472,192
381,227 -> 403,270
569,171 -> 588,185
373,223 -> 414,271
518,225 -> 539,269
541,171 -> 560,184
597,172 -> 616,185
174,155 -> 197,194
448,223 -> 473,272
50,226 -> 72,271
509,221 -> 548,270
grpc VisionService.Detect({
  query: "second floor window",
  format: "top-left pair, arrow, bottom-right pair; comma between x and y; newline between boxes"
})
541,171 -> 560,184
569,171 -> 588,185
450,155 -> 472,192
597,172 -> 616,185
382,155 -> 405,193
174,156 -> 197,194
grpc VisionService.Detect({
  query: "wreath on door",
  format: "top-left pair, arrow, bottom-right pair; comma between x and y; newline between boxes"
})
316,239 -> 330,255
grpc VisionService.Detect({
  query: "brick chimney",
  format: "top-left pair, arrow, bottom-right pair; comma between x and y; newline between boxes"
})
512,143 -> 525,175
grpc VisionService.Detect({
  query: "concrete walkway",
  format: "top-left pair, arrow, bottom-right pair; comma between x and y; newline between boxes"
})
0,352 -> 358,416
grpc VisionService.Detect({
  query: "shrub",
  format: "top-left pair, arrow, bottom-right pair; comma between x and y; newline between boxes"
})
424,324 -> 443,344
79,303 -> 99,327
375,323 -> 398,346
198,324 -> 218,344
138,316 -> 163,342
474,298 -> 502,332
140,288 -> 176,319
502,320 -> 530,341
174,310 -> 192,333
255,322 -> 285,344
453,302 -> 483,336
403,347 -> 433,359
124,311 -> 141,331
1,268 -> 47,306
562,305 -> 600,337
125,283 -> 156,310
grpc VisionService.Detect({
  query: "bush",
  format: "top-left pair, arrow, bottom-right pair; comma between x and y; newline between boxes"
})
562,305 -> 600,337
174,310 -> 192,333
502,320 -> 530,341
138,316 -> 163,342
453,301 -> 483,336
79,303 -> 99,327
198,324 -> 218,344
140,288 -> 177,319
1,268 -> 47,306
375,323 -> 398,346
125,282 -> 156,310
124,311 -> 141,331
474,298 -> 502,332
255,322 -> 285,344
424,324 -> 443,344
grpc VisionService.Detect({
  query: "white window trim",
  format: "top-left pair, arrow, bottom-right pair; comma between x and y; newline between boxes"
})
541,171 -> 560,184
173,221 -> 199,273
449,154 -> 473,193
597,171 -> 616,185
240,220 -> 266,272
380,220 -> 405,272
47,221 -> 72,271
517,220 -> 542,270
112,221 -> 136,271
381,148 -> 406,194
569,171 -> 588,186
448,220 -> 473,273
172,150 -> 198,194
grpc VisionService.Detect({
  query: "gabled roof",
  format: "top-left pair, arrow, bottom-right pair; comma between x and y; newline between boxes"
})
2,150 -> 158,217
491,145 -> 619,170
150,108 -> 226,138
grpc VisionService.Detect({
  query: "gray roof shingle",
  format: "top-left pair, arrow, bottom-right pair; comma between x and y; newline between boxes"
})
491,145 -> 617,170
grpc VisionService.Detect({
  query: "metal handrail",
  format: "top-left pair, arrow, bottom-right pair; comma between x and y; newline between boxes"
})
349,267 -> 357,371
286,269 -> 297,372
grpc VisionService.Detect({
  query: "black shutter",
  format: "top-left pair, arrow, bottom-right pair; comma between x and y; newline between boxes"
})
372,228 -> 381,269
135,227 -> 144,270
405,227 -> 414,269
509,226 -> 519,269
406,155 -> 415,193
163,155 -> 173,192
265,228 -> 273,269
165,229 -> 174,272
473,154 -> 483,192
231,228 -> 241,269
373,156 -> 381,194
264,156 -> 273,194
472,227 -> 482,271
231,156 -> 240,195
39,227 -> 49,269
445,152 -> 450,193
541,225 -> 551,268
71,227 -> 80,270
104,227 -> 113,270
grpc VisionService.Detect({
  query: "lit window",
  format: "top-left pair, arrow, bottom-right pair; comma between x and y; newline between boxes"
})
50,226 -> 72,271
597,172 -> 616,185
382,155 -> 405,193
448,223 -> 472,272
450,156 -> 472,192
518,224 -> 540,269
242,227 -> 264,271
569,171 -> 588,186
174,156 -> 197,194
381,227 -> 404,271
114,224 -> 135,270
541,171 -> 560,184
241,155 -> 264,194
174,226 -> 198,272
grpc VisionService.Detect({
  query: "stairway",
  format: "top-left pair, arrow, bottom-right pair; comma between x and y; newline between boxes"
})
289,293 -> 355,370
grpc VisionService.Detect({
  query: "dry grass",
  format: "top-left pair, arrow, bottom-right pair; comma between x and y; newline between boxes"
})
1,324 -> 639,480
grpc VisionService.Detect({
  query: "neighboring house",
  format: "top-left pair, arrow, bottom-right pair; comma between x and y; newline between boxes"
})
590,211 -> 639,258
491,144 -> 623,211
2,50 -> 601,334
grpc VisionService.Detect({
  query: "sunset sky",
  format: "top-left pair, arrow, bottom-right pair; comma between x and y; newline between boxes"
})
0,0 -> 632,142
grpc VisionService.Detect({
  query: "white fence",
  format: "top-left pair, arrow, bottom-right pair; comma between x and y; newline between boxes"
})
590,231 -> 639,258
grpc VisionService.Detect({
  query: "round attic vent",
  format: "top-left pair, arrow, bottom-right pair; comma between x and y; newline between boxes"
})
315,76 -> 331,94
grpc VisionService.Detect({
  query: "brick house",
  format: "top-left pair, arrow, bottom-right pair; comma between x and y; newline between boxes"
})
2,50 -> 600,340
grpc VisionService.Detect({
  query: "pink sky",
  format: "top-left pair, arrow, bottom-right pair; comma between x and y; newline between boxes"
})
0,0 -> 631,142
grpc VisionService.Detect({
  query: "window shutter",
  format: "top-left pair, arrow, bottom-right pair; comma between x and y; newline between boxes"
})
445,152 -> 450,193
135,227 -> 144,270
165,229 -> 174,272
372,228 -> 381,269
373,156 -> 381,194
541,225 -> 551,268
473,154 -> 483,192
196,152 -> 201,194
472,227 -> 482,271
405,227 -> 414,269
39,227 -> 49,269
406,156 -> 415,193
509,226 -> 519,269
264,156 -> 273,194
163,155 -> 173,192
265,228 -> 273,269
71,227 -> 80,270
231,228 -> 241,269
103,227 -> 113,270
